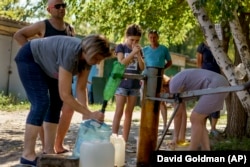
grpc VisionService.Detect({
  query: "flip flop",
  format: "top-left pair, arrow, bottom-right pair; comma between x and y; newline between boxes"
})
177,141 -> 190,147
166,141 -> 176,151
56,149 -> 69,154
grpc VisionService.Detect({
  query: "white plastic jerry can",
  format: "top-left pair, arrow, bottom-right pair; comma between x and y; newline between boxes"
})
79,141 -> 114,167
110,134 -> 126,167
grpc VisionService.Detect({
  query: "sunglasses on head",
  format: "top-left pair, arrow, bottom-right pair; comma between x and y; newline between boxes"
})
50,3 -> 67,9
148,30 -> 159,34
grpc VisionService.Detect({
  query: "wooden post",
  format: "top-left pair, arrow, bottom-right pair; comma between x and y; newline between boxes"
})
137,68 -> 163,167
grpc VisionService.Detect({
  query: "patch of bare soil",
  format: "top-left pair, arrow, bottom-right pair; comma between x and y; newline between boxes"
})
0,111 -> 141,167
0,110 -> 225,167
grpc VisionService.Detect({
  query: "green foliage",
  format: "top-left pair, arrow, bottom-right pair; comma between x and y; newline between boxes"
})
0,0 -> 26,20
169,26 -> 204,58
89,102 -> 141,112
65,0 -> 197,45
0,92 -> 30,111
194,0 -> 249,23
0,91 -> 141,112
212,137 -> 250,151
2,0 -> 250,59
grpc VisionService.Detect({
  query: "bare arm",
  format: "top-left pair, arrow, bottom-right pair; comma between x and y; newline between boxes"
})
75,69 -> 90,109
164,60 -> 172,69
137,50 -> 145,71
13,21 -> 45,46
58,67 -> 91,116
117,51 -> 136,66
117,44 -> 142,66
58,67 -> 104,122
196,52 -> 202,68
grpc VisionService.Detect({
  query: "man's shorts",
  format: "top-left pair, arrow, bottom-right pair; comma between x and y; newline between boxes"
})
209,111 -> 220,119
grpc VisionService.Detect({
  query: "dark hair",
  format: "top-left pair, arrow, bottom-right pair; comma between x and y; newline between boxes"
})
78,59 -> 91,72
125,24 -> 142,37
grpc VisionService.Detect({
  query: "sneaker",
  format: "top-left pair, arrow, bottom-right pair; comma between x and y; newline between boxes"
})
20,157 -> 37,167
210,130 -> 220,137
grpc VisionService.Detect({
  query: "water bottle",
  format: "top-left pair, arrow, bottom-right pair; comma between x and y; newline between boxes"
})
110,134 -> 126,167
103,61 -> 126,101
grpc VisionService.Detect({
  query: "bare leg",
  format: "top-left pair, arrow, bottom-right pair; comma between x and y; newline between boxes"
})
160,102 -> 167,129
22,124 -> 40,161
207,112 -> 220,137
54,103 -> 74,153
189,111 -> 208,150
172,103 -> 183,145
43,122 -> 58,154
123,96 -> 137,142
211,117 -> 218,131
112,95 -> 126,135
200,125 -> 210,150
38,125 -> 45,152
178,102 -> 187,143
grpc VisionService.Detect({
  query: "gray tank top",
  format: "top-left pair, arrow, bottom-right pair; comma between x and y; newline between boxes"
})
30,36 -> 82,79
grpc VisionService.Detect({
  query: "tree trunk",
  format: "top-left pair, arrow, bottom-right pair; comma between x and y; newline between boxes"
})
186,0 -> 250,137
235,12 -> 250,136
225,48 -> 248,137
229,11 -> 250,80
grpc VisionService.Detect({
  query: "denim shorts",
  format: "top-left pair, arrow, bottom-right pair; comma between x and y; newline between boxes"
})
209,111 -> 220,119
115,87 -> 140,96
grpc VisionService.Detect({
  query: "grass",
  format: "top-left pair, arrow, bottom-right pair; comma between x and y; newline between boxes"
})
0,92 -> 141,112
0,92 -> 30,111
1,93 -> 249,150
89,102 -> 141,112
212,137 -> 250,151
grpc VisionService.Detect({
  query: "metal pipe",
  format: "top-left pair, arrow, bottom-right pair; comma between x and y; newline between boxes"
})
123,73 -> 146,80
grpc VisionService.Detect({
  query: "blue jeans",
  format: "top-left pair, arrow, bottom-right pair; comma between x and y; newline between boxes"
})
15,42 -> 62,126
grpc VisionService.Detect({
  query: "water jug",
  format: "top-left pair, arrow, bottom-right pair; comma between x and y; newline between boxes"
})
79,141 -> 114,167
110,134 -> 126,167
72,120 -> 112,157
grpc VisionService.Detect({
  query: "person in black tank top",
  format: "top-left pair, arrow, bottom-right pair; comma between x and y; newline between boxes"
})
44,19 -> 74,37
13,0 -> 77,165
42,18 -> 76,155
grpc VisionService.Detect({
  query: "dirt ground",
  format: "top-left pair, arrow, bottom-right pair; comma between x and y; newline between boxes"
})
0,109 -> 225,167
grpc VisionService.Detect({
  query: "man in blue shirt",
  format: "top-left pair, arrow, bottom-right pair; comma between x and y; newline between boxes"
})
142,30 -> 172,132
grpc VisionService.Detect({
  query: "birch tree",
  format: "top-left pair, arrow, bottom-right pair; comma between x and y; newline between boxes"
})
227,10 -> 250,136
229,11 -> 250,79
186,0 -> 250,136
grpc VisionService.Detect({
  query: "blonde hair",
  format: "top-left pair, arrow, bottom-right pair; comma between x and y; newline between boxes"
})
81,34 -> 112,60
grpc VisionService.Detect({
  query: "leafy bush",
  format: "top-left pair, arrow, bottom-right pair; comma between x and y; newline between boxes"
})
0,92 -> 30,111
